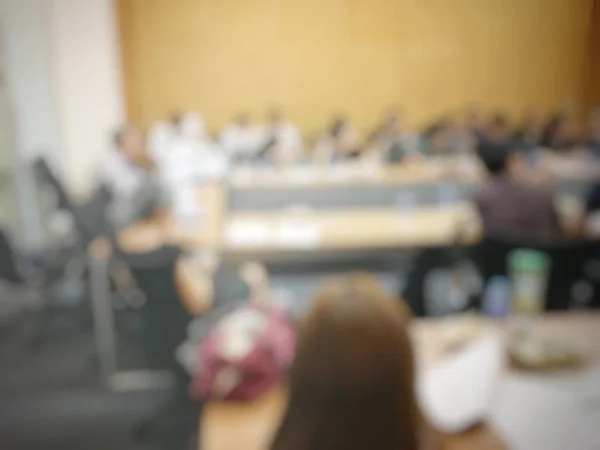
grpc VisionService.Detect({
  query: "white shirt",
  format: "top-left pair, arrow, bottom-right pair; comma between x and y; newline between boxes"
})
220,124 -> 263,159
100,148 -> 147,198
264,121 -> 303,160
148,121 -> 176,167
161,137 -> 228,188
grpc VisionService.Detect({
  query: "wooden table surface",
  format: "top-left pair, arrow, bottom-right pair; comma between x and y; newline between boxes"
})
119,193 -> 580,258
224,204 -> 479,253
117,155 -> 587,255
230,157 -> 483,189
230,154 -> 600,190
200,313 -> 600,450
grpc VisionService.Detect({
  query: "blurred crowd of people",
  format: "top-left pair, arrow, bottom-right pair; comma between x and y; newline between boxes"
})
103,103 -> 600,185
97,103 -> 600,234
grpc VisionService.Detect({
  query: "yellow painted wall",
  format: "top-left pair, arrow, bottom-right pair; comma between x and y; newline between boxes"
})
118,0 -> 593,136
588,0 -> 600,107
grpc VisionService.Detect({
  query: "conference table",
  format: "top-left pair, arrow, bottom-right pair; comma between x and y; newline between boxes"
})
228,154 -> 600,212
117,154 -> 595,258
200,312 -> 600,450
92,155 -> 590,386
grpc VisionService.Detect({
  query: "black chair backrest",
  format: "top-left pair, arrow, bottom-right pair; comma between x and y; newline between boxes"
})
472,233 -> 594,311
402,245 -> 477,317
0,228 -> 23,283
121,246 -> 191,371
33,158 -> 112,245
32,157 -> 74,213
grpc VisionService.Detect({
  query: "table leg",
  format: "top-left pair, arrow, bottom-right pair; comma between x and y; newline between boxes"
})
89,254 -> 117,383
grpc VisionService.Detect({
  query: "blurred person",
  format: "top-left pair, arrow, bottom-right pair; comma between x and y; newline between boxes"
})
311,131 -> 335,165
258,107 -> 303,165
147,120 -> 176,166
541,113 -> 580,152
101,124 -> 164,227
311,115 -> 360,163
119,221 -> 255,449
370,109 -> 420,163
585,106 -> 600,158
464,105 -> 488,145
370,109 -> 401,146
420,119 -> 461,155
330,115 -> 360,159
270,274 -> 424,450
220,113 -> 263,162
483,113 -> 512,145
582,182 -> 600,237
102,124 -> 149,196
164,111 -> 228,185
474,141 -> 562,240
513,107 -> 545,150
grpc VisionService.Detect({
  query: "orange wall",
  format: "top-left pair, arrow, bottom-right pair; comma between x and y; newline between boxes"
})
588,0 -> 600,107
118,0 -> 593,136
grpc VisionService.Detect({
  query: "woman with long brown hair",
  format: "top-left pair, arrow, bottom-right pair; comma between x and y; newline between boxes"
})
270,274 -> 422,450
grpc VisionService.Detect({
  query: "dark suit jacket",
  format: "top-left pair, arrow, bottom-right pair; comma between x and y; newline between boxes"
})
473,177 -> 562,240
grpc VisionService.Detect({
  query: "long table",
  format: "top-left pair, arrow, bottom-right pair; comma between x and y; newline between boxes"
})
98,159 -> 587,387
228,155 -> 599,212
201,312 -> 600,450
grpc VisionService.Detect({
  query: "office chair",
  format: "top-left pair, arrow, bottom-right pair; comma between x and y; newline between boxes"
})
24,158 -> 110,346
120,246 -> 200,448
0,227 -> 24,284
0,224 -> 82,342
402,245 -> 478,317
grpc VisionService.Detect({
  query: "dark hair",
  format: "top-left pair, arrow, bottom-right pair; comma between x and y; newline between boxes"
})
113,124 -> 132,147
490,113 -> 509,128
170,112 -> 183,127
423,119 -> 448,138
541,114 -> 563,147
270,274 -> 420,450
330,116 -> 347,138
477,141 -> 512,175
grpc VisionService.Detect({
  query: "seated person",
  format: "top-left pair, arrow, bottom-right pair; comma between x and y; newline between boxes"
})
258,108 -> 303,165
147,121 -> 175,167
483,113 -> 513,146
219,114 -> 263,163
370,109 -> 420,163
513,107 -> 545,150
474,142 -> 562,240
541,113 -> 580,152
331,115 -> 360,159
114,224 -> 256,447
420,118 -> 467,155
312,115 -> 360,163
585,106 -> 600,158
584,182 -> 600,237
464,105 -> 488,148
270,274 -> 426,450
100,125 -> 163,228
117,216 -> 265,315
161,112 -> 227,188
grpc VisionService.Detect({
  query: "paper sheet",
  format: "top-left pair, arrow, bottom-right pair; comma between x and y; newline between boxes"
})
571,410 -> 600,450
489,374 -> 582,450
286,168 -> 317,184
226,221 -> 271,247
275,222 -> 321,249
417,332 -> 505,433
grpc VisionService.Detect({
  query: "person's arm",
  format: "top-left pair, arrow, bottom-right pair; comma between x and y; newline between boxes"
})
175,256 -> 214,316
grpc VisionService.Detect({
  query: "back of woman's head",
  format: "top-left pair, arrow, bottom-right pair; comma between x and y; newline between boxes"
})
270,274 -> 419,450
